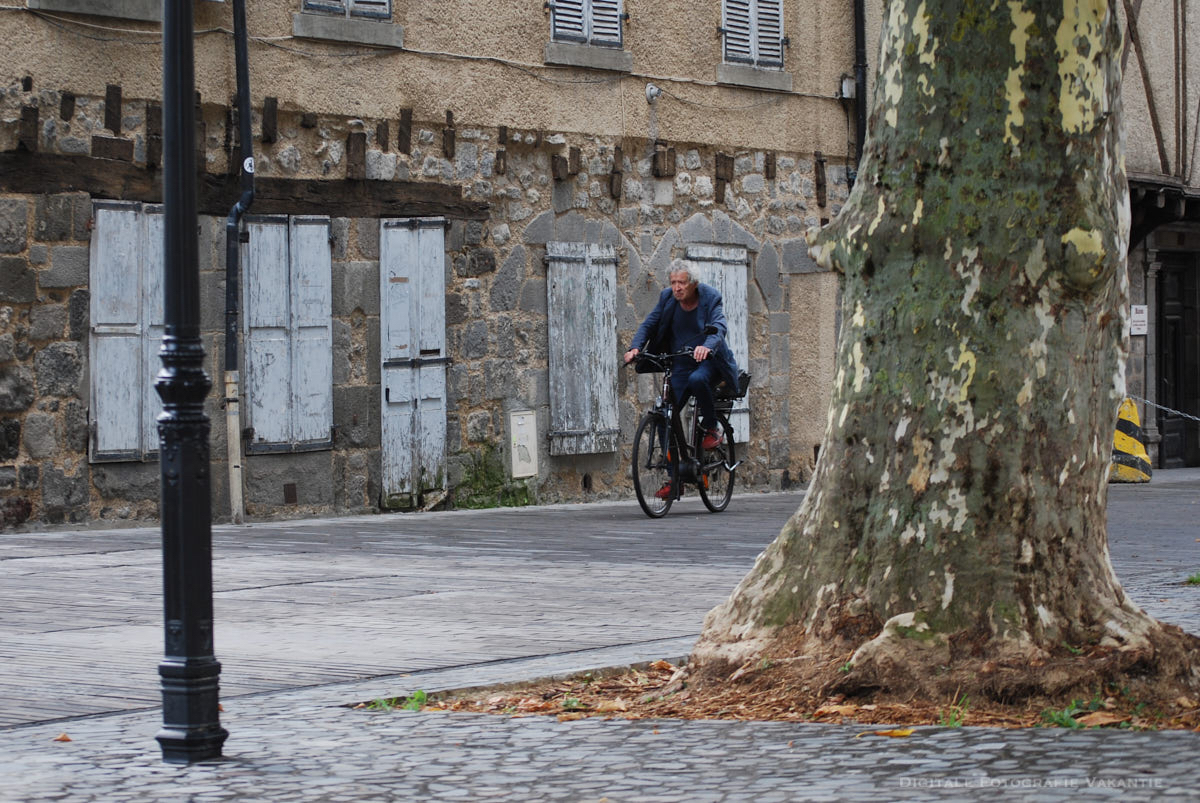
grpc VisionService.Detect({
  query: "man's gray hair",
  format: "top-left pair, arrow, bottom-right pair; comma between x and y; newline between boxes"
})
668,260 -> 697,286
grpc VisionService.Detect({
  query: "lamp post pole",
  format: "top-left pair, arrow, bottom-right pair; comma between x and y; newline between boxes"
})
155,0 -> 228,764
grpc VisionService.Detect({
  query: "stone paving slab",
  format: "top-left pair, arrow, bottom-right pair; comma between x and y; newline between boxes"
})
1,475 -> 1199,800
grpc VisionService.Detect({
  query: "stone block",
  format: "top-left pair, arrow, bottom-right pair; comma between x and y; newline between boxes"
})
199,270 -> 225,333
333,383 -> 379,448
0,334 -> 13,363
35,195 -> 75,242
463,320 -> 488,359
552,182 -> 575,214
63,399 -> 87,452
0,367 -> 35,412
756,241 -> 783,312
781,238 -> 822,274
522,211 -> 554,245
0,466 -> 14,490
29,245 -> 47,265
42,246 -> 89,288
35,342 -> 83,397
459,249 -> 496,277
245,450 -> 335,508
18,463 -> 38,489
330,218 -> 350,260
0,418 -> 19,460
0,199 -> 28,254
332,318 -> 351,386
466,410 -> 490,442
91,461 -> 158,502
353,218 -> 380,260
678,212 -> 713,245
332,260 -> 379,316
42,464 -> 89,511
0,258 -> 36,302
490,247 -> 524,312
22,412 -> 56,459
483,358 -> 516,399
518,277 -> 547,315
69,289 -> 89,340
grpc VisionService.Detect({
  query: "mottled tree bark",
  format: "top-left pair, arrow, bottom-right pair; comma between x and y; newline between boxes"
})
694,0 -> 1200,699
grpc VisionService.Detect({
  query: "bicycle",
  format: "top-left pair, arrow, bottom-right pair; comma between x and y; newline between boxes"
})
628,348 -> 748,518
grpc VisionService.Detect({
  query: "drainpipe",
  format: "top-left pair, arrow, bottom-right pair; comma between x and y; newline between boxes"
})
224,0 -> 254,523
852,0 -> 868,186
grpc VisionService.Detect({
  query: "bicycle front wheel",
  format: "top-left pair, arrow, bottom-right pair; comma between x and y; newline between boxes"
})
632,413 -> 677,518
697,414 -> 736,513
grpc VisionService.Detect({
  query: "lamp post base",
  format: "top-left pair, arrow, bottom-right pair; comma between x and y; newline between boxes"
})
156,658 -> 228,764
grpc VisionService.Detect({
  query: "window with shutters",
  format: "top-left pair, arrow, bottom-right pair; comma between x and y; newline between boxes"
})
242,216 -> 334,453
546,242 -> 620,456
303,0 -> 389,20
545,0 -> 632,72
722,0 -> 784,67
88,201 -> 165,462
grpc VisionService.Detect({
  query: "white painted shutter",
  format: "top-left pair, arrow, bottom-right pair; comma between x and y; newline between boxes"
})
754,0 -> 784,66
349,0 -> 389,19
684,245 -> 750,444
380,218 -> 447,507
289,217 -> 333,446
90,203 -> 143,460
722,0 -> 754,63
551,0 -> 588,42
244,217 -> 293,446
547,242 -> 619,455
140,206 -> 165,455
590,0 -> 623,46
244,216 -> 332,450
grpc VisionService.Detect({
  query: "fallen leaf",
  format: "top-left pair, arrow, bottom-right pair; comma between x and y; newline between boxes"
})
557,712 -> 587,722
856,728 -> 915,738
815,704 -> 858,717
52,733 -> 71,742
596,700 -> 628,713
1175,696 -> 1198,709
1077,711 -> 1129,727
218,704 -> 225,713
649,660 -> 677,672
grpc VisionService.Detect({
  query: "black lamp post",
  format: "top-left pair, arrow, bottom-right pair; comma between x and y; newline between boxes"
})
155,0 -> 228,763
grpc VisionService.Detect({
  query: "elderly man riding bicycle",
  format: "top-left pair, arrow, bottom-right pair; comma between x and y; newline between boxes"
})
623,261 -> 741,456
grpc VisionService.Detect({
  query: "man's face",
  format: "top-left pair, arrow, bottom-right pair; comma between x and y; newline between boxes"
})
670,272 -> 696,303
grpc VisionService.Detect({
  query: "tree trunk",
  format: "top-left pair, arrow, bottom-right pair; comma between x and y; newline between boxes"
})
693,0 -> 1200,701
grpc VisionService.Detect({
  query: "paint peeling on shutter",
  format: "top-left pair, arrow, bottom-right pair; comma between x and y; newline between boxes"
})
590,0 -> 623,46
289,217 -> 333,445
244,217 -> 293,446
140,206 -> 165,456
303,0 -> 346,15
550,0 -> 587,43
684,245 -> 750,444
723,0 -> 753,64
755,0 -> 784,66
547,241 -> 619,456
380,218 -> 447,507
89,202 -> 143,460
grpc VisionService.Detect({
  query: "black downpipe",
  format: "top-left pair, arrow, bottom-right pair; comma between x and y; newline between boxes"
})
852,0 -> 868,185
225,0 -> 254,372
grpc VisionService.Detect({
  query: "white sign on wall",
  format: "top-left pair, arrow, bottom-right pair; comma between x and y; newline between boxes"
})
1130,305 -> 1148,336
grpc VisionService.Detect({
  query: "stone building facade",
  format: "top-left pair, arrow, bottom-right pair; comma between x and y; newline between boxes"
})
1,0 -> 852,527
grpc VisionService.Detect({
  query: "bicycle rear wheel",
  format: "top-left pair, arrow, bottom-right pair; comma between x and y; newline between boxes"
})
697,414 -> 736,513
633,413 -> 677,518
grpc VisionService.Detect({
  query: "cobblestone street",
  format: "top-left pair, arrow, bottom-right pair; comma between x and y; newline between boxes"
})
2,473 -> 1198,801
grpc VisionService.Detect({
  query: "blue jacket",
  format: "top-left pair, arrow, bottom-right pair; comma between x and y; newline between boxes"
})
631,283 -> 739,389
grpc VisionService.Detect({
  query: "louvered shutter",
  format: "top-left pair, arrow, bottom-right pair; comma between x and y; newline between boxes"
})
244,217 -> 293,446
90,203 -> 143,460
590,0 -> 623,46
547,242 -> 619,455
303,0 -> 346,15
551,0 -> 588,43
288,217 -> 333,445
754,0 -> 784,66
723,0 -> 754,64
139,206 -> 165,456
684,246 -> 750,444
349,0 -> 389,19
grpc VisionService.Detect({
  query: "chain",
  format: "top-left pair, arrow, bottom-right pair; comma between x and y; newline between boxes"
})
1128,395 -> 1200,423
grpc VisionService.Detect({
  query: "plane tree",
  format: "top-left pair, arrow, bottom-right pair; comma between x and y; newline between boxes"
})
692,0 -> 1200,703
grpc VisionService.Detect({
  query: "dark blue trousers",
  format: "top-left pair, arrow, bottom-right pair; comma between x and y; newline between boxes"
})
673,360 -> 719,431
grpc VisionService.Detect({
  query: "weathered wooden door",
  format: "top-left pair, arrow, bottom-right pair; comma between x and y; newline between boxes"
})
684,244 -> 750,442
1157,255 -> 1200,468
380,218 -> 447,508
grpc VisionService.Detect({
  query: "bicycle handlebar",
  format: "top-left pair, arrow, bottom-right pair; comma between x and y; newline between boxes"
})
628,348 -> 696,372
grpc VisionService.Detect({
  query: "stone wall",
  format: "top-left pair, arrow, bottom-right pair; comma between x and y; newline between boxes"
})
0,84 -> 846,528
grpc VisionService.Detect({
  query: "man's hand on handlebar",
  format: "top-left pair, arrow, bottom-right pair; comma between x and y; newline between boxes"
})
624,348 -> 639,364
692,345 -> 710,362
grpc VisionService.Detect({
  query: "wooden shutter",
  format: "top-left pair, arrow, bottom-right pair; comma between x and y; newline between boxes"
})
722,0 -> 754,64
140,206 -> 165,456
590,0 -> 623,46
244,217 -> 293,446
684,245 -> 750,443
754,0 -> 784,66
89,203 -> 143,460
349,0 -> 389,19
288,217 -> 333,446
303,0 -> 346,15
551,0 -> 587,43
547,242 -> 619,455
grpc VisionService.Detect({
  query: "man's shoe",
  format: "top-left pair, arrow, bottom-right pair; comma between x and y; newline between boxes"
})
701,428 -> 724,450
654,483 -> 672,499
